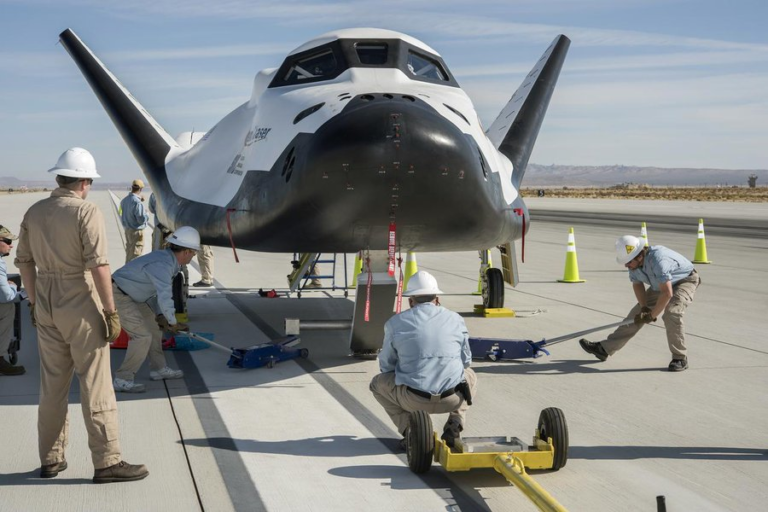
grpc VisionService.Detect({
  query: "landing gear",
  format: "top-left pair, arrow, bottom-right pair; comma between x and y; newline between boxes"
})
406,411 -> 434,474
482,267 -> 504,309
537,407 -> 569,470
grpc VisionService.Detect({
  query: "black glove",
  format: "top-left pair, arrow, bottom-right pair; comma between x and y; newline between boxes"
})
104,310 -> 121,343
634,310 -> 656,325
30,302 -> 37,328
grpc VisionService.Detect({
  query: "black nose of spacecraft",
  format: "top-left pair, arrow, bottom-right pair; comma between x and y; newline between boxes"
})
291,93 -> 502,251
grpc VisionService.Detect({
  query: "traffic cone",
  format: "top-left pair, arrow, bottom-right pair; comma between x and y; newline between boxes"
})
350,251 -> 363,287
640,222 -> 649,247
402,252 -> 418,291
693,218 -> 712,264
557,227 -> 586,283
472,249 -> 492,295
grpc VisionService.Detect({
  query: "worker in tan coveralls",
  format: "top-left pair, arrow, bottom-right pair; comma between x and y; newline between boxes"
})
15,147 -> 148,483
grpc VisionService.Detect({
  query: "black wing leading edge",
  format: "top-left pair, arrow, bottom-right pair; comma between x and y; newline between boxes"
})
486,35 -> 571,189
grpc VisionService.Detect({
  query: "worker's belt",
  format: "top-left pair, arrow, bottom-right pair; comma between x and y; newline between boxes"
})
407,386 -> 456,400
111,279 -> 128,296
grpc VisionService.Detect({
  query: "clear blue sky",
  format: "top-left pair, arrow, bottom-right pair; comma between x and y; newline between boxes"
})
1,0 -> 766,182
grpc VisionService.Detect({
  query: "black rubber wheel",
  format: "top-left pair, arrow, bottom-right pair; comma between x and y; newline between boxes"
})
300,348 -> 309,358
266,360 -> 275,369
538,407 -> 569,470
406,411 -> 434,474
9,351 -> 18,365
482,267 -> 504,309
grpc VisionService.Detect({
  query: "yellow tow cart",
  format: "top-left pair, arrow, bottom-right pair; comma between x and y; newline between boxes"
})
405,408 -> 569,512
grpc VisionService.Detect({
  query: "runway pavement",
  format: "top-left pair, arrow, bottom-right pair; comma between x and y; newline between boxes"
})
1,190 -> 766,511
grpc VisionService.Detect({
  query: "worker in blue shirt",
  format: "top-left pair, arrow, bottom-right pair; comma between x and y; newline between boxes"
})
580,235 -> 701,372
370,271 -> 477,448
120,179 -> 149,263
111,226 -> 200,392
0,225 -> 24,375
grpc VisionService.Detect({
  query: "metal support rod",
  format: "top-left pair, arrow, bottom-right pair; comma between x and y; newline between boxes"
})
493,456 -> 568,512
541,319 -> 634,347
185,332 -> 238,356
285,319 -> 352,335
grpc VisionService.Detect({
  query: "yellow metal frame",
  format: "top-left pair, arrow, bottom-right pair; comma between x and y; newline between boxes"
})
473,305 -> 516,318
434,431 -> 568,512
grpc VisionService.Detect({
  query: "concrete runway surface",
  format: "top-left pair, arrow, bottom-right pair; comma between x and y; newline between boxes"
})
0,191 -> 766,511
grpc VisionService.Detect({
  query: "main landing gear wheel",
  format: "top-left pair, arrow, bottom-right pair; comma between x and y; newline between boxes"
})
482,267 -> 505,309
406,411 -> 434,474
538,407 -> 569,470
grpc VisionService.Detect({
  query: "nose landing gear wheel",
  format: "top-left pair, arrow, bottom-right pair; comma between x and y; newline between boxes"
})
538,407 -> 569,470
406,411 -> 434,474
482,267 -> 505,309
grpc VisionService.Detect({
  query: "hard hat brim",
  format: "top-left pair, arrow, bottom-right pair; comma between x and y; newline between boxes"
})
402,287 -> 443,296
47,166 -> 102,179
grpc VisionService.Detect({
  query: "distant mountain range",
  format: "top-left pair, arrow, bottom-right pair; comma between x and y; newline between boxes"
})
525,164 -> 767,186
2,164 -> 766,189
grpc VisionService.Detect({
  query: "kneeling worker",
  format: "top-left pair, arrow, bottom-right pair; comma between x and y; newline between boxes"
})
112,226 -> 200,392
580,235 -> 700,371
370,271 -> 476,448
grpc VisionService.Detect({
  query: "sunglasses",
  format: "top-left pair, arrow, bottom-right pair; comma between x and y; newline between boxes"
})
1,238 -> 12,245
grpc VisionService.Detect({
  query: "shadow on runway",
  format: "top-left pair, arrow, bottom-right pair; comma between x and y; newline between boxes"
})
569,445 -> 768,461
0,469 -> 92,486
472,359 -> 668,375
184,435 -> 395,457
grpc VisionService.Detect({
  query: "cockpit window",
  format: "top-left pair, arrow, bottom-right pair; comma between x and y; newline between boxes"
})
407,51 -> 448,82
356,43 -> 388,65
283,49 -> 338,82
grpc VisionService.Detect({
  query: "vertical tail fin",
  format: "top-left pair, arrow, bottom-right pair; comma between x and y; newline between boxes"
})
486,35 -> 570,188
58,29 -> 179,184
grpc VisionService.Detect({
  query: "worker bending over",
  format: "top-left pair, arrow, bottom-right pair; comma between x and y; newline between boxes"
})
370,271 -> 476,448
111,226 -> 200,392
580,236 -> 701,372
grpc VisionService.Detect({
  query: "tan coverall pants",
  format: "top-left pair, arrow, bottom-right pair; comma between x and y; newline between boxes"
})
0,301 -> 14,355
601,271 -> 701,359
113,289 -> 166,380
36,272 -> 121,469
124,228 -> 144,263
370,368 -> 477,435
197,245 -> 214,283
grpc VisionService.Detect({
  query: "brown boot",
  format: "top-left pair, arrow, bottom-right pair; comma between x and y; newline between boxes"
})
40,460 -> 68,478
0,357 -> 25,376
93,461 -> 149,484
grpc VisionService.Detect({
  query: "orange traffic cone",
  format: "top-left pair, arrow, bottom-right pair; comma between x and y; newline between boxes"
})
557,227 -> 586,283
640,222 -> 649,247
693,218 -> 712,264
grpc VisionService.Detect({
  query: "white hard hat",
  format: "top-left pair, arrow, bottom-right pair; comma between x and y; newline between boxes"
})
403,270 -> 443,296
615,235 -> 643,265
165,226 -> 201,251
47,147 -> 101,178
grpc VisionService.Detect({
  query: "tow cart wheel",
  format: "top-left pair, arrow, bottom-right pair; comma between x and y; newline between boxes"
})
483,267 -> 504,309
538,407 -> 569,470
300,348 -> 309,358
406,411 -> 434,474
9,351 -> 18,365
266,360 -> 275,369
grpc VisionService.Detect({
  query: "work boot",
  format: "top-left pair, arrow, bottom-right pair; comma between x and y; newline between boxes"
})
0,357 -> 25,376
113,378 -> 146,393
192,280 -> 212,287
93,461 -> 149,484
441,421 -> 463,448
40,460 -> 67,478
149,366 -> 184,380
579,339 -> 608,362
306,279 -> 323,289
668,357 -> 688,372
